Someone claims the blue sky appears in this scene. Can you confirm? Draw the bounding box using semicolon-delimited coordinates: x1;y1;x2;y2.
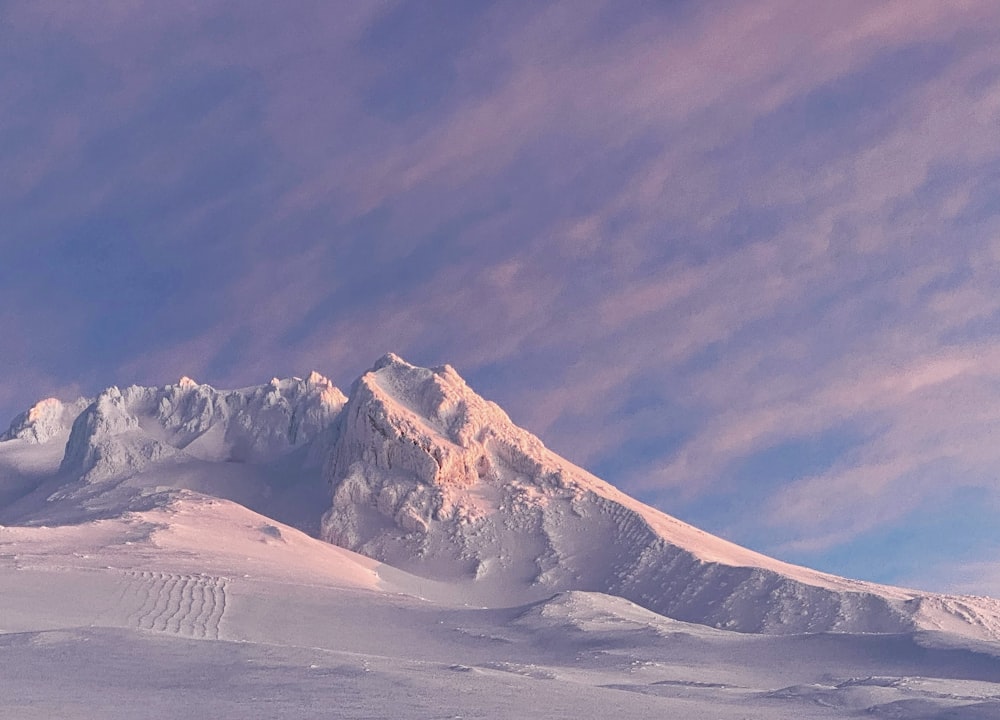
3;0;1000;595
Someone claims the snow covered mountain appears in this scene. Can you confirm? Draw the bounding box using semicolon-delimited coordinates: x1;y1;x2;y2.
318;354;1000;638
5;354;1000;719
3;354;1000;641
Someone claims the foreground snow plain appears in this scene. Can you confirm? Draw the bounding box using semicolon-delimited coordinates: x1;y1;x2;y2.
2;356;1000;719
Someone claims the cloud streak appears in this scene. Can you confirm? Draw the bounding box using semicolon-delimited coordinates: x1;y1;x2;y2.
4;0;1000;592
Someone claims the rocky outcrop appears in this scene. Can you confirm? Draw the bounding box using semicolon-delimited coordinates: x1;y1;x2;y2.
60;386;176;481
320;353;563;551
140;371;347;464
1;397;91;445
1;373;348;482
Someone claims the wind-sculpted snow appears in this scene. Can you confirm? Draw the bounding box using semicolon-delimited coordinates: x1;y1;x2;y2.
319;354;1000;638
60;386;178;482
116;570;229;639
52;372;346;482
1;397;91;445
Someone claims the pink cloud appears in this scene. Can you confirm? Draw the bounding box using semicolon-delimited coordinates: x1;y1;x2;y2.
5;0;1000;574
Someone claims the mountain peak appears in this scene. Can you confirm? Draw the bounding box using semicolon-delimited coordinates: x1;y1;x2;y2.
372;351;411;372
306;370;329;387
1;396;89;445
319;356;1000;636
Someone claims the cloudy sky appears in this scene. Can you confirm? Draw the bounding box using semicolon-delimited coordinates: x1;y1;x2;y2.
4;0;1000;595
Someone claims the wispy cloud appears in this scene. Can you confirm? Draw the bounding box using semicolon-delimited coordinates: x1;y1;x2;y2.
5;0;1000;590
911;558;1000;597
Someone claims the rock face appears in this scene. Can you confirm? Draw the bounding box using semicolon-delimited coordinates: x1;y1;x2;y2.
318;354;987;635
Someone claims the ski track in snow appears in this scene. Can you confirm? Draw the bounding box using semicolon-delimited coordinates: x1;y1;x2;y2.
117;570;228;639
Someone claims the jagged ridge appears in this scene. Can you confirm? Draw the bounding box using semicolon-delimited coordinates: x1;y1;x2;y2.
1;397;92;445
54;372;346;482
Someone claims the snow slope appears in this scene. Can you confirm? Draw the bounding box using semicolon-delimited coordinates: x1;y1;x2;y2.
3;503;1000;719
